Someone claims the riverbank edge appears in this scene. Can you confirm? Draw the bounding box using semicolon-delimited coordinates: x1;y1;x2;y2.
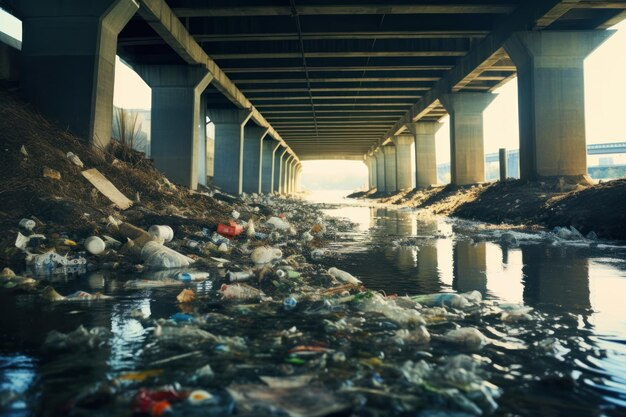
347;178;626;240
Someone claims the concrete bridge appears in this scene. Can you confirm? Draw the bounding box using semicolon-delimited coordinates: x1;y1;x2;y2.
1;1;625;195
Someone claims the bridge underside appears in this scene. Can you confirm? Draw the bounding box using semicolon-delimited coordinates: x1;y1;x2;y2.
3;0;626;192
113;0;626;159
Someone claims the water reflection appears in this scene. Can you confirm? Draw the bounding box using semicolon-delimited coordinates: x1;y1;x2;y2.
453;240;487;294
521;245;591;311
318;200;626;412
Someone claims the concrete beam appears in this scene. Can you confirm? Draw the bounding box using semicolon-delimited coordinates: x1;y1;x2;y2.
173;5;517;17
119;31;490;46
19;0;138;149
298;154;364;161
224;65;454;73
212;51;467;60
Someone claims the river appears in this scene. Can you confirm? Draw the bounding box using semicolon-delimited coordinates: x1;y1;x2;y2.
0;190;624;416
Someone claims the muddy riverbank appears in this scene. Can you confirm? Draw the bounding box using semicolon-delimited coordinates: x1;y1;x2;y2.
348;177;626;240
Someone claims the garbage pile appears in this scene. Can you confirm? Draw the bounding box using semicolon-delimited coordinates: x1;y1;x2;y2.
0;194;528;416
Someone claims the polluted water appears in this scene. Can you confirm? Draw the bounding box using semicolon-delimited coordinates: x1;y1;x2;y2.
0;191;625;417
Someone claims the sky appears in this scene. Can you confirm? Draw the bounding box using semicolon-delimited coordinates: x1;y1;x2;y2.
1;10;624;190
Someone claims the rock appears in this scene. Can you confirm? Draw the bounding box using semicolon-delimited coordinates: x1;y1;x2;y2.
42;167;61;180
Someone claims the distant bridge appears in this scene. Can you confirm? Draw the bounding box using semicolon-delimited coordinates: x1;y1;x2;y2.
438;143;626;182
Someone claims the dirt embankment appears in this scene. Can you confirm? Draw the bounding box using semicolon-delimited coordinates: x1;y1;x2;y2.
0;87;235;269
349;177;626;240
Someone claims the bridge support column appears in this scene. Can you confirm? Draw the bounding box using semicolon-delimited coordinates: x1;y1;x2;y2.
278;149;288;194
137;65;212;189
197;94;208;186
295;165;302;193
382;145;397;193
19;0;138;149
503;31;613;180
375;148;386;193
241;125;266;194
271;144;283;193
206;109;252;194
391;135;414;190
260;136;275;194
365;154;377;191
440;92;496;185
289;161;297;194
287;158;295;195
406;122;442;188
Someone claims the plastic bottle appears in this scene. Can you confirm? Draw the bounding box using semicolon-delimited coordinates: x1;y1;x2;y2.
176;271;210;282
184;239;200;249
276;269;300;279
246;219;256;238
227;270;253;282
141;241;193;269
283;296;297;310
219;283;263;300
328;267;361;285
148;225;174;242
411;293;471;309
266;216;290;230
84;236;106;255
18;218;36;231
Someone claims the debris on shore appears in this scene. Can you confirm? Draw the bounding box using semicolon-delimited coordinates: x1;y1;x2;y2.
348;177;626;240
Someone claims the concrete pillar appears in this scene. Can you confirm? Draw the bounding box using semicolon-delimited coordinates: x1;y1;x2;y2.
197;94;208;186
0;40;19;83
241;125;266;194
295;165;302;192
137;65;212;189
406;122;442;188
499;148;507;181
288;159;295;194
260;137;275;194
440;92;496;185
278;149;289;194
391;135;414;190
375;148;386;193
503;31;613;180
382;145;397;193
289;161;297;194
19;0;138;149
206;109;252;194
367;154;377;191
271;144;283;193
